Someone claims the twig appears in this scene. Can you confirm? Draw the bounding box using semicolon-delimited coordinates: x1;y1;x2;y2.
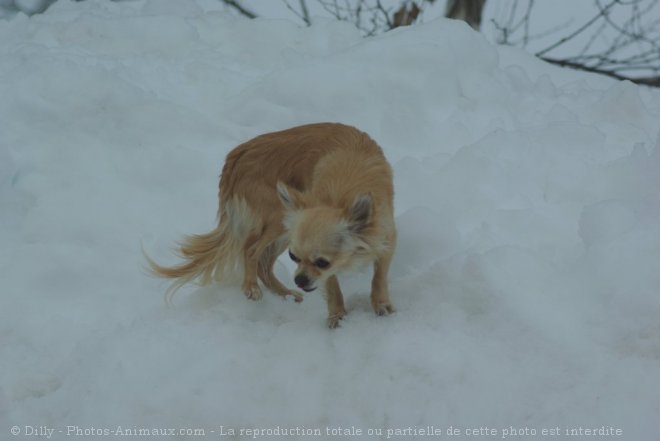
299;0;311;25
540;56;660;86
283;0;312;26
535;0;618;57
221;0;257;19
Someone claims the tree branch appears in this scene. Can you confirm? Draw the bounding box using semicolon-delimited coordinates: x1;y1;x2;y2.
221;0;257;19
535;0;618;57
283;0;312;26
540;56;660;87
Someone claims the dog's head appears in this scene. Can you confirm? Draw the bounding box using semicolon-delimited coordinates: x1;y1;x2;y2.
277;182;373;292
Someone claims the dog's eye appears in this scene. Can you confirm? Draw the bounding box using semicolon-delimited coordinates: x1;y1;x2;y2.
288;250;300;263
314;258;330;269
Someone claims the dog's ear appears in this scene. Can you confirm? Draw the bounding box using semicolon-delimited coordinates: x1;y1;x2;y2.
346;193;373;234
277;181;304;211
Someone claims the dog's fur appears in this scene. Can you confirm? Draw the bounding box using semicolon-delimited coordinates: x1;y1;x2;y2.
146;122;396;327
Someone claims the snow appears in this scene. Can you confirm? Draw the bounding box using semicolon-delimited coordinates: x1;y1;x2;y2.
2;0;660;440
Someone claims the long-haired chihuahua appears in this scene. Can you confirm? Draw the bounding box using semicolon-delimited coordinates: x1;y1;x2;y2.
145;123;396;328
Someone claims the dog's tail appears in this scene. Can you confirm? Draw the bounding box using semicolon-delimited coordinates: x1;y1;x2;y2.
143;216;244;304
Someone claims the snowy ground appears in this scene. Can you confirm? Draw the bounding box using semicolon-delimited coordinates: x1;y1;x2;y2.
2;1;660;440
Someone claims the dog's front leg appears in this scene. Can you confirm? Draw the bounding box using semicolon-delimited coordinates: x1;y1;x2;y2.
371;252;395;316
325;275;346;328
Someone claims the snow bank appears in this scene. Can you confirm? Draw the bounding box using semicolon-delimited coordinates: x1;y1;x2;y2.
2;0;660;439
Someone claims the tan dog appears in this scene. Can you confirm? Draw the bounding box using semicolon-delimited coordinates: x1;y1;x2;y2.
146;123;397;327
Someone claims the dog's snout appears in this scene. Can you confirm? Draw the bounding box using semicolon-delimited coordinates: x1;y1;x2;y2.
294;274;309;288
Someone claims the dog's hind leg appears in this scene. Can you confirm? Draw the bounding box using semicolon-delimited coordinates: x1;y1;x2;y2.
242;225;287;301
242;231;266;301
258;241;304;302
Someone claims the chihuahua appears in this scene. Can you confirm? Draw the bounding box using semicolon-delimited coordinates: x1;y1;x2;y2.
146;122;396;328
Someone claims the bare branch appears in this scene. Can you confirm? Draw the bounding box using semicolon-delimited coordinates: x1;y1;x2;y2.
522;0;534;46
221;0;257;19
463;0;660;86
283;0;312;26
299;0;311;25
374;0;394;30
540;56;660;86
535;0;618;57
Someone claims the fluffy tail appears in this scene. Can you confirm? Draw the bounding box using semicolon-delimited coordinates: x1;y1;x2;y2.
144;221;243;304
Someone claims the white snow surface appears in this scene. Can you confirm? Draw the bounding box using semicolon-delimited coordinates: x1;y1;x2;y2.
2;1;660;440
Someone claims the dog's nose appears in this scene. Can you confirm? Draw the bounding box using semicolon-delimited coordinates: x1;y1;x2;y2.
294;274;309;288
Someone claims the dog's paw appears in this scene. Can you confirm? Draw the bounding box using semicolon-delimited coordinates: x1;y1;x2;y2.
279;289;304;303
290;290;304;303
327;311;346;329
243;284;263;301
373;302;395;316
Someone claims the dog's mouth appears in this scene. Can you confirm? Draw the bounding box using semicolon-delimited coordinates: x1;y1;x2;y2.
302;286;317;292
